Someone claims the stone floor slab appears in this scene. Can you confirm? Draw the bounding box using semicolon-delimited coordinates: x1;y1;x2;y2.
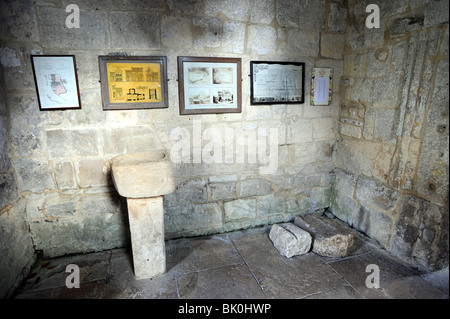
19;250;111;294
177;264;266;299
303;285;364;299
230;228;348;299
327;248;422;299
101;248;178;299
166;233;244;275
12;225;448;300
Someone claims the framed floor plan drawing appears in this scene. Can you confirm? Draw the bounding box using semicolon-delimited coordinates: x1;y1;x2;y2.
177;56;242;115
31;55;82;111
250;61;305;105
98;56;168;110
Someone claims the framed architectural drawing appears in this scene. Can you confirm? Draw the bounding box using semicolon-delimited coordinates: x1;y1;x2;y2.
98;56;168;110
177;56;242;115
311;67;333;106
31;55;82;110
250;61;305;105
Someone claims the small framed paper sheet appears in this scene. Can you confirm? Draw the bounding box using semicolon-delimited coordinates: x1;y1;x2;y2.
311;68;333;106
31;55;82;110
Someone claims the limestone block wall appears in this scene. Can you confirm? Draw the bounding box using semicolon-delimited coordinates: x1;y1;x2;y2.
333;0;449;270
0;0;344;260
0;66;36;298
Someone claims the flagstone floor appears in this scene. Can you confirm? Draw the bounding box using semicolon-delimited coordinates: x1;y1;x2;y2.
13;225;449;299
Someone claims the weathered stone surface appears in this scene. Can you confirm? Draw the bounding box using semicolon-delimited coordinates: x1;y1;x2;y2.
15;158;54;193
367;47;392;78
224;198;256;221
165;202;222;235
389;14;424;36
294;213;354;258
287;119;313;144
287;28;320;56
0;171;18;210
310;187;331;211
46;129;99;159
36;6;109;49
161;15;192;48
334;139;395;184
111;151;175;198
355;177;400;212
54;162;76;190
240;178;272;197
0;0;39;42
330;169;359;226
424;0;449;27
248;25;277;55
257;193;285;217
166;0;203;15
321;33;345;59
76;158;110;188
209;181;236;201
352;204;393;248
269;223;312;258
29;212;128;258
277;0;325;29
328;2;347;33
45;199;77;218
205;0;249;22
416;59;449;205
193;17;223;48
389;195;449;270
102;126;162;155
110;12;160;50
165;178;207;207
250;0;275;24
0;202;35;298
222;21;246;53
127;196;166;279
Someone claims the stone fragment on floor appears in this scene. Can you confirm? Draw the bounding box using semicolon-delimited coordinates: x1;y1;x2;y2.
269;223;312;258
294;212;354;258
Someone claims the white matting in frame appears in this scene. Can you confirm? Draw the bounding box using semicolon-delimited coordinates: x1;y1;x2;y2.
31;55;82;110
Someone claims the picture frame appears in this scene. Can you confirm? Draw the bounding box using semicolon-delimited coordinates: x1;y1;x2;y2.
98;56;168;110
31;55;82;111
177;56;242;115
311;67;333;106
250;61;305;105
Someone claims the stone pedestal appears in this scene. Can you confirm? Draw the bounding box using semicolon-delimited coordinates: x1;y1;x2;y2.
127;196;166;279
110;151;175;280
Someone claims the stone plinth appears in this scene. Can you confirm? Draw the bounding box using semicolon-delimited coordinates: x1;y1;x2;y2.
110;151;174;280
127;197;166;279
294;213;354;258
269;223;312;258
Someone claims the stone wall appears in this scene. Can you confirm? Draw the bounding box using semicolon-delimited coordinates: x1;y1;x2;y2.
333;0;449;270
0;0;344;259
0;63;36;298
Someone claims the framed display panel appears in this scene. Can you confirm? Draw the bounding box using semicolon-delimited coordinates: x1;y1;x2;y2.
177;56;242;115
31;55;82;110
311;67;333;106
250;61;305;105
98;56;168;110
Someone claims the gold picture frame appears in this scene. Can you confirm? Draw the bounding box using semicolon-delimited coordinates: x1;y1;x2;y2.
99;56;168;110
